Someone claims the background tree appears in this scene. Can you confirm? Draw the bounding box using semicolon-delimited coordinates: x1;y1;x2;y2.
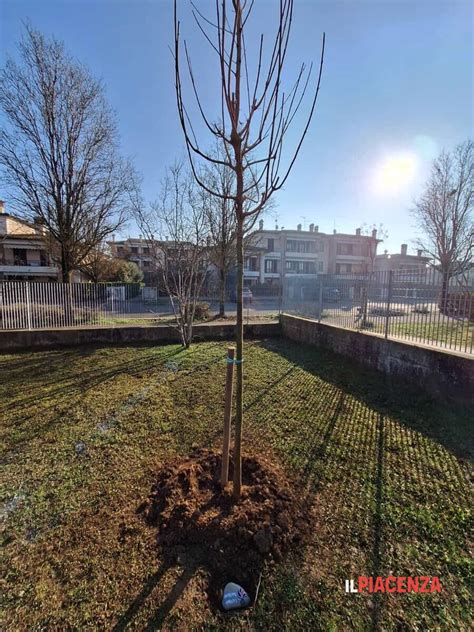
174;0;325;498
359;223;387;272
412;140;473;308
200;148;272;318
135;161;209;348
0;26;134;282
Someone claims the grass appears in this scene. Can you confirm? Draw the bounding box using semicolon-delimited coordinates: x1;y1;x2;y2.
384;319;473;350
1;339;472;630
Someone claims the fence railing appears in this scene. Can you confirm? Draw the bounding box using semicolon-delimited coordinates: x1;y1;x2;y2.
0;280;280;331
1;270;473;354
282;268;473;354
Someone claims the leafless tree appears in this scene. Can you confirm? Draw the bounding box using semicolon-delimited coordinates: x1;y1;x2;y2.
135;161;210;348
412;140;473;307
360;223;387;272
0;26;135;282
174;0;325;498
199;146;273;318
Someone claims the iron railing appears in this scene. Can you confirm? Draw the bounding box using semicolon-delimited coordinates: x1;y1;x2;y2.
282;267;473;354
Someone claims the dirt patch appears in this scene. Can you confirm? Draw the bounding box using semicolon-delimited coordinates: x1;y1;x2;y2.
139;448;311;609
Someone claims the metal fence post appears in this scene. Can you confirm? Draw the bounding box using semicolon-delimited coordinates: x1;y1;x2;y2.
318;275;323;323
384;270;393;339
26;281;32;331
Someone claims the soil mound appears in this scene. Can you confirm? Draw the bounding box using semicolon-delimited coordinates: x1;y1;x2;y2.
140;448;310;607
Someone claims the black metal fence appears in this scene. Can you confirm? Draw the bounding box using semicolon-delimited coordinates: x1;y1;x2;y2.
282;268;473;354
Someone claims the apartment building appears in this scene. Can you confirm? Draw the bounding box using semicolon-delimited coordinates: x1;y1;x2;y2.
108;237;169;284
244;221;380;286
0;201;59;281
375;244;431;278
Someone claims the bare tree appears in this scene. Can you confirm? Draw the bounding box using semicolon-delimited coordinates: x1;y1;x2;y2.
412;140;473;308
135;161;210;348
199;158;236;318
199;147;273;318
359;223;387;272
0;26;134;282
174;0;325;498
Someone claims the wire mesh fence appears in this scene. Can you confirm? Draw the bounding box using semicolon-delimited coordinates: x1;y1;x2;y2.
282;268;473;354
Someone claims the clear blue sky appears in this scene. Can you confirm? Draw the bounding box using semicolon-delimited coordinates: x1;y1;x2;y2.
1;0;472;253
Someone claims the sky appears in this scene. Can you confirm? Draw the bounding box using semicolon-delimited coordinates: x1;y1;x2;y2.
0;0;472;254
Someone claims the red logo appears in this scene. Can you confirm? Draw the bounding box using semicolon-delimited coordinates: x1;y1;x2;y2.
345;576;441;593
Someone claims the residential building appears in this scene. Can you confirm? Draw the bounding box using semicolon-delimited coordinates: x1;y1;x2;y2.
0;200;59;281
375;244;431;278
243;221;380;286
108;236;164;284
0;201;88;282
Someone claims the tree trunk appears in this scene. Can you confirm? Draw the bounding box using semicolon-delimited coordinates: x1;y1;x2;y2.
60;246;72;283
440;269;450;315
219;268;226;318
233;216;244;500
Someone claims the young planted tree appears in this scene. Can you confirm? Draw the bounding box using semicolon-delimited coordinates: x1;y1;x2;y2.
0;26;134;282
412;140;473;309
174;0;325;498
135;161;210;348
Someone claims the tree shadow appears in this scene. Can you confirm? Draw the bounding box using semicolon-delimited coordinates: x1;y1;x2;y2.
258;338;473;461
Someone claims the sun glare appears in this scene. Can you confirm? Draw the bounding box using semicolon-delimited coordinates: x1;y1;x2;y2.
371;153;418;195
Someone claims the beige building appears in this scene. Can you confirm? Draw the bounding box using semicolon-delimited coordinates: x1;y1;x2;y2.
0;201;59;281
0;201;86;282
108;237;164;283
244;221;380;286
375;244;431;279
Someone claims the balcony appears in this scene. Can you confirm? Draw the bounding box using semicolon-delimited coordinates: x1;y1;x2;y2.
0;264;59;277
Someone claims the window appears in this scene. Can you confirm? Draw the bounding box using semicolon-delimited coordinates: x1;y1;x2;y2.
336;263;352;274
117;246;124;254
39;251;48;266
286;239;316;253
285;260;316;274
267;238;275;252
245;256;259;271
142;260;150;268
337;243;354;255
143;247;150;255
13;248;27;265
131;246;139;254
318;261;324;272
318;241;324;252
265;259;279;273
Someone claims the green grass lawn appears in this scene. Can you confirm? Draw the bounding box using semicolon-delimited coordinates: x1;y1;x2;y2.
1;339;472;630
377;318;473;351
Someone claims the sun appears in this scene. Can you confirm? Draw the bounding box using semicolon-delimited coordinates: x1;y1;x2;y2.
371;153;418;195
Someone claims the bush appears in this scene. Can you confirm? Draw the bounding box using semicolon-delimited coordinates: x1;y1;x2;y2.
193;301;210;321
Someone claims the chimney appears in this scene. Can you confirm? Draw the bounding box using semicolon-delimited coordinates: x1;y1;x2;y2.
309;223;314;232
315;225;319;233
417;249;423;257
0;200;4;214
371;228;377;239
401;244;408;256
333;229;337;234
112;234;115;242
297;223;302;231
384;249;388;255
356;228;361;236
259;219;264;230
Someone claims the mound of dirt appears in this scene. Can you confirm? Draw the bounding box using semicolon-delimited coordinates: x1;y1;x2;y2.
139;448;310;607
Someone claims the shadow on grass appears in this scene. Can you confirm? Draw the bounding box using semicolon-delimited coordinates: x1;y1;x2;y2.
259;338;473;461
112;561;197;632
